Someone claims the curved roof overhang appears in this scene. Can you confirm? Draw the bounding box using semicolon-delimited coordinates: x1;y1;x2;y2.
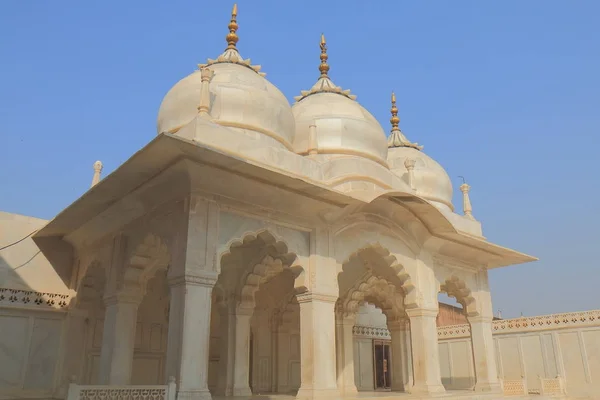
32;130;536;271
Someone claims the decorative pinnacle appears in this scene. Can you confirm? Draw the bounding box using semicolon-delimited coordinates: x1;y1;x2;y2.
390;92;400;131
387;91;423;150
319;33;330;78
91;161;103;188
226;4;239;50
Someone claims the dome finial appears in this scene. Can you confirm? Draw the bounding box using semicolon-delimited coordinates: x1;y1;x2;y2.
294;33;356;102
387;91;423;151
390;91;400;131
319;33;330;78
226;4;239;50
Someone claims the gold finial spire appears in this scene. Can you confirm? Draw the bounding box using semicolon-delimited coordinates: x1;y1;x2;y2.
387;91;423;150
226;4;239;50
390;91;400;131
319;33;330;78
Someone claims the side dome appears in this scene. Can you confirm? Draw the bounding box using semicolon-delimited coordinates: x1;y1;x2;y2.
291;35;388;166
157;62;295;149
386;93;453;210
156;5;295;150
388;147;453;210
292;92;388;166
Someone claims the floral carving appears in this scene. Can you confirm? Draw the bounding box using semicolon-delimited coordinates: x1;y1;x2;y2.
79;387;167;400
353;325;391;339
437;310;600;339
0;288;71;310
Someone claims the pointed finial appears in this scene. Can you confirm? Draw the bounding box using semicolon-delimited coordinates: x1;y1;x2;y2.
226;4;239;50
91;161;103;188
387;91;423;150
390;91;400;131
319;33;330;78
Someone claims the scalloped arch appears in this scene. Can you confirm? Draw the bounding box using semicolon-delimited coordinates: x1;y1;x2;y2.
338;242;417;307
341;274;405;321
125;233;170;291
219;229;298;268
439;275;478;317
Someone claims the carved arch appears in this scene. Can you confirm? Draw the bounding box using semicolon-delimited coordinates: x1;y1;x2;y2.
340;273;405;321
339;243;417;307
220;229;308;311
220;229;301;266
439;275;478;317
124;233;170;295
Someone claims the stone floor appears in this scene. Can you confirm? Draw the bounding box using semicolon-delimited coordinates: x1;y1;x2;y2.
213;391;565;400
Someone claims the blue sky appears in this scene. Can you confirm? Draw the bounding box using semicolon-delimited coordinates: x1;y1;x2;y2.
1;1;598;318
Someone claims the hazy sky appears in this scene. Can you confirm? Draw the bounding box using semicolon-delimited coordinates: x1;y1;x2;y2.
1;1;598;318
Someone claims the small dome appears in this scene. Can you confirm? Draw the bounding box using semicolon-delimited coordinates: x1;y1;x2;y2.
158;62;295;149
388;146;453;210
156;6;295;150
291;35;388;166
292;92;388;165
386;93;453;210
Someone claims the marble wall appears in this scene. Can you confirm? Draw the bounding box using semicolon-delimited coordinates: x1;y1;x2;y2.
437;323;600;398
0;310;64;398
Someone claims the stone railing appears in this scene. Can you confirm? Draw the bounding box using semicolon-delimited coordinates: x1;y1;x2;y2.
67;378;176;400
0;287;72;310
500;378;527;396
353;325;391;339
502;376;565;397
437;310;600;339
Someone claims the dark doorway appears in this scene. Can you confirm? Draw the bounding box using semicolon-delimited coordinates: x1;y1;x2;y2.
373;340;391;390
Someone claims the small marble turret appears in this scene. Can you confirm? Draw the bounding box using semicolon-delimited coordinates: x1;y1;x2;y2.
459;179;475;220
91;161;103;188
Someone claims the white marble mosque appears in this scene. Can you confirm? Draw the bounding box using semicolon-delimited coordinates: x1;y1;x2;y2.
2;5;600;400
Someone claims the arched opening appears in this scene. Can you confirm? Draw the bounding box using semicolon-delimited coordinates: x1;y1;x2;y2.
353;303;391;391
336;245;412;394
130;269;169;384
437;277;477;391
208;231;302;397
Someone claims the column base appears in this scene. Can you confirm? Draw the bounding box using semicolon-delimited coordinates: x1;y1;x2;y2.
232;387;253;397
296;387;341;400
474;381;503;393
410;383;446;396
176;389;212;400
342;385;358;395
213;386;232;396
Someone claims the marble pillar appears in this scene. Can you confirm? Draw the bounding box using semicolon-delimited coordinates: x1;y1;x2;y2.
340;316;357;394
406;308;445;395
296;293;340;400
469;316;502;392
389;318;411;392
232;308;253;396
165;274;216;400
216;301;235;396
98;293;141;385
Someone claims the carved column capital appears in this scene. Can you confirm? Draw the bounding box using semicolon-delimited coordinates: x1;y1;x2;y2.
296;292;338;304
405;307;438;318
168;272;218;288
467;315;494;324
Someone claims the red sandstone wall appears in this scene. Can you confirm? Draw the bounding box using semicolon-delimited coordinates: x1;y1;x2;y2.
436;302;468;326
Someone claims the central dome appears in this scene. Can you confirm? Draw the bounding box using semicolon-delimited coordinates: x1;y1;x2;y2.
291;35;388;166
156;6;295;150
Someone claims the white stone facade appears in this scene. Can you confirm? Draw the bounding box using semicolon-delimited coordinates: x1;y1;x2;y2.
6;4;596;400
